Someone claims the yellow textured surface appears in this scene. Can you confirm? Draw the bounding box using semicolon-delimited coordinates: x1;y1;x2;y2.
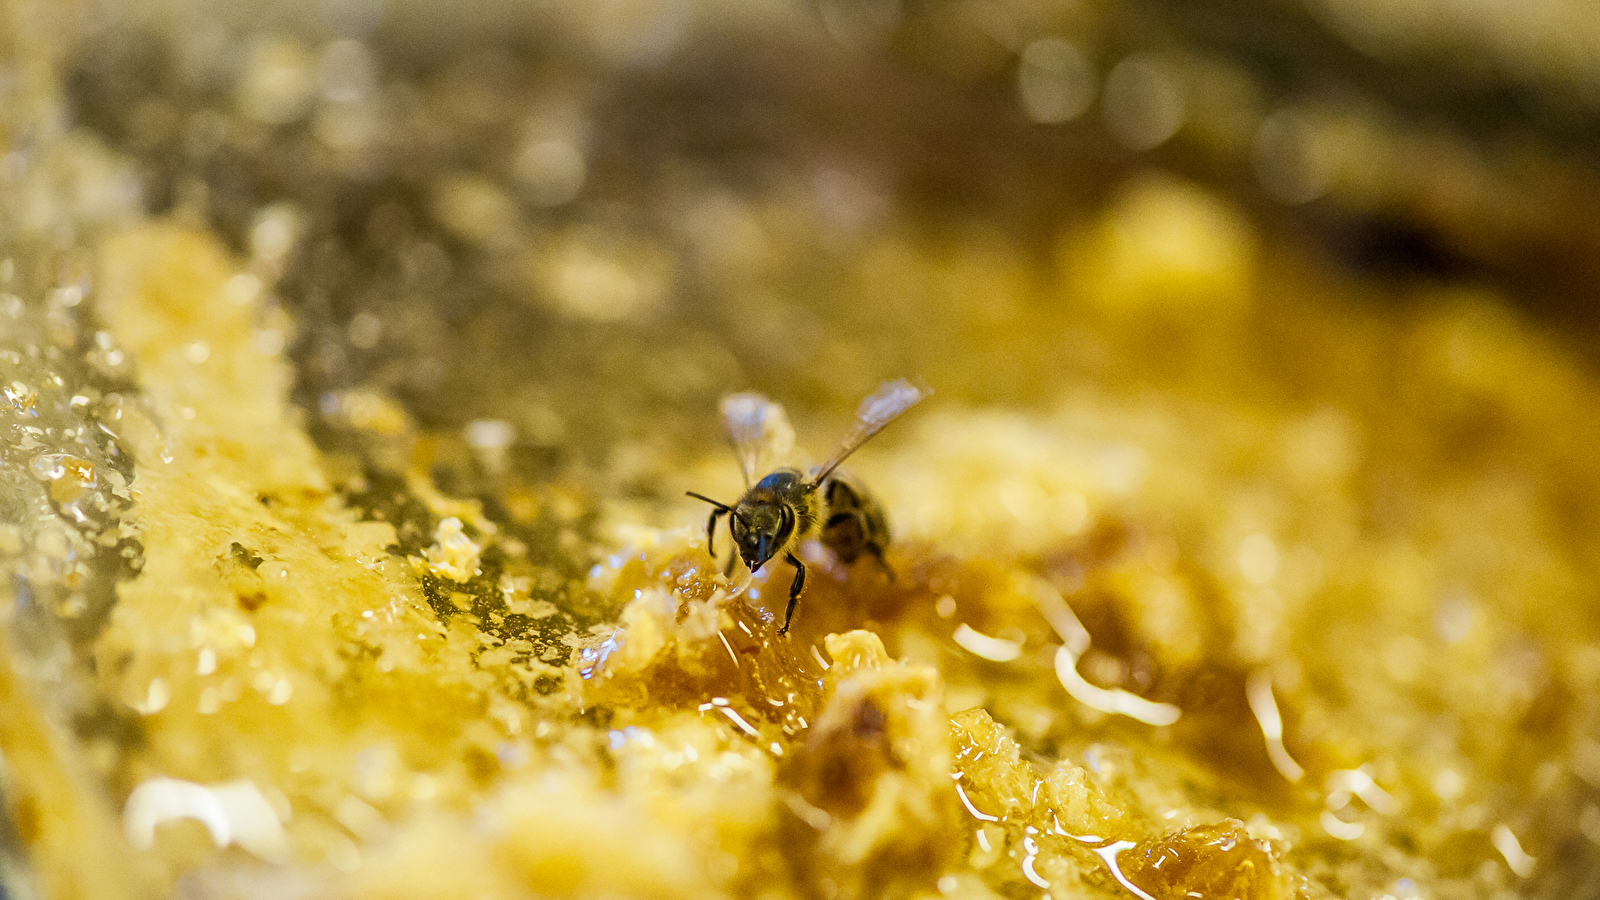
6;172;1599;900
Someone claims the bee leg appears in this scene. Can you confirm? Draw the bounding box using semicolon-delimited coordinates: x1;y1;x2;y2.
867;543;896;582
705;507;727;560
724;551;738;579
777;552;806;635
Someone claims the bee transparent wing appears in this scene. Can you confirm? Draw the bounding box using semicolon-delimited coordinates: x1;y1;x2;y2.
811;379;930;484
720;392;795;487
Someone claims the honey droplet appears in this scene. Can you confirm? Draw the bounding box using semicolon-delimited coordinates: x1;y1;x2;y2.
1121;820;1288;900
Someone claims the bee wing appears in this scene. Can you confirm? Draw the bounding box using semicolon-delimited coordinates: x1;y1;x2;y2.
811;379;930;484
720;392;795;486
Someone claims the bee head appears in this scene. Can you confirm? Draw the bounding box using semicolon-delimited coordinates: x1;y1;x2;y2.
729;496;794;572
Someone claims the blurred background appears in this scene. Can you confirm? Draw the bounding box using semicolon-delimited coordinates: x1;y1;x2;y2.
38;0;1600;473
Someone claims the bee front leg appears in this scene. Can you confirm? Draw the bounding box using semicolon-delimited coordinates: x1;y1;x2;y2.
705;508;727;560
778;552;806;635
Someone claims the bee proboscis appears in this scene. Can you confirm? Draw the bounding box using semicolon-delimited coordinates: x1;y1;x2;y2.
687;379;929;635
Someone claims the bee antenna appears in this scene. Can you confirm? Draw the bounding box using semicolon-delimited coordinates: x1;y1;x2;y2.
685;491;732;512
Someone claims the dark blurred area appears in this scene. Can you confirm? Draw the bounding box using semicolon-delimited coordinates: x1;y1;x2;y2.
59;0;1600;443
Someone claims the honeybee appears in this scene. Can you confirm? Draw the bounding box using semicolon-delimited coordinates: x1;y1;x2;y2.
688;379;930;635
